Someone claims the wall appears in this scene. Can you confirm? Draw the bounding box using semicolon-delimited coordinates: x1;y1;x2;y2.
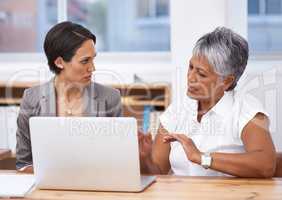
0;0;281;151
0;52;173;84
238;61;282;151
170;0;247;103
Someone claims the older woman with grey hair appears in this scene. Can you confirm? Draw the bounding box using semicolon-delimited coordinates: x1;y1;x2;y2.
139;27;276;177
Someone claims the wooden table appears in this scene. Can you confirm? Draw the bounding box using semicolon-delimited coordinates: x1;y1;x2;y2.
1;171;282;200
29;176;282;200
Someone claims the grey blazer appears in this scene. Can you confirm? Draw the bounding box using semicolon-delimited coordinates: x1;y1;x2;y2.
16;79;122;169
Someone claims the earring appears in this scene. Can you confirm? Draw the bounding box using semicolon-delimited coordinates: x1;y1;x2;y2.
57;64;63;69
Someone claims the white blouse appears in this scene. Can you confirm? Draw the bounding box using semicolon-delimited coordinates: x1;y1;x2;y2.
159;90;268;176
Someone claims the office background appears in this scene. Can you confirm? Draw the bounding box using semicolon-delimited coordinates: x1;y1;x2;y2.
0;0;282;155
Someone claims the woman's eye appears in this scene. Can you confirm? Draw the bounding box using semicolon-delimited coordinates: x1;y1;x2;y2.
197;70;206;77
199;73;206;77
81;59;89;64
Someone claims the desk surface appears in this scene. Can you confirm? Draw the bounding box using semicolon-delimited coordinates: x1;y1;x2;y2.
1;171;282;200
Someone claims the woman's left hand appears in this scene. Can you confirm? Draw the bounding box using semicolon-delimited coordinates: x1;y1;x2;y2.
163;133;201;164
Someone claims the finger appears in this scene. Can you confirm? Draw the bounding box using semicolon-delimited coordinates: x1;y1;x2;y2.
144;133;152;142
170;133;188;137
138;135;142;143
177;134;193;144
163;138;177;143
144;131;152;135
138;133;145;142
142;135;150;147
176;134;189;141
171;135;196;150
138;135;145;146
163;135;177;143
143;132;151;138
138;131;144;137
169;134;187;144
163;135;174;140
138;139;145;153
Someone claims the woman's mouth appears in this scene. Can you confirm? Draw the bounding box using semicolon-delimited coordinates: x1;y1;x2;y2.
84;75;92;80
188;86;197;93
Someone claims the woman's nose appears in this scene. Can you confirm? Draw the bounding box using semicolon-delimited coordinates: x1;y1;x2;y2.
188;70;196;83
88;62;95;72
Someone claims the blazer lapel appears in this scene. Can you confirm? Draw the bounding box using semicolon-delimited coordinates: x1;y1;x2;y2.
39;78;57;116
39;80;98;117
83;82;98;117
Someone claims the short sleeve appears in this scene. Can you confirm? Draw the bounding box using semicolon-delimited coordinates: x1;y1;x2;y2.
238;94;269;137
159;102;179;133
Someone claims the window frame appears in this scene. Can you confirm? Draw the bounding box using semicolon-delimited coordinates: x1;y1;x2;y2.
248;0;282;60
248;0;282;16
137;0;169;18
0;0;171;65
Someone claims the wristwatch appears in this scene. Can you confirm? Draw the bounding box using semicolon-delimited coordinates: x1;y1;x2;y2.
201;152;212;169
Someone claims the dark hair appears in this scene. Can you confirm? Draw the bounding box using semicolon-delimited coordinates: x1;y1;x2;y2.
44;21;96;74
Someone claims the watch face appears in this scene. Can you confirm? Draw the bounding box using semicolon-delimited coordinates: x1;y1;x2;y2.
201;154;212;169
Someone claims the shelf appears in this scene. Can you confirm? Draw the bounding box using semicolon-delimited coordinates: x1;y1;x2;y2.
0;81;38;88
121;97;165;107
0;98;22;105
111;83;170;90
0;149;11;161
0;81;171;108
0;81;168;90
0;97;168;107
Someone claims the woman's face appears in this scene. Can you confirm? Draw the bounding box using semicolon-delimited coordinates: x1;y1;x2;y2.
187;55;228;102
58;39;96;86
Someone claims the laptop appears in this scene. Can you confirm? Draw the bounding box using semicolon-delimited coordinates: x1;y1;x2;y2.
29;117;156;192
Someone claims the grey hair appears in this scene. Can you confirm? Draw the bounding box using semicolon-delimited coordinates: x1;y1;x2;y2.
192;27;249;90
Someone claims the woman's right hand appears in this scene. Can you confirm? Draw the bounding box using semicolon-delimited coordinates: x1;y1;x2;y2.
138;131;153;161
17;165;34;174
138;126;171;174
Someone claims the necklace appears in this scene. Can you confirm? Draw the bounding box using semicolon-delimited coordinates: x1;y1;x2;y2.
66;107;73;116
64;98;82;116
54;77;84;116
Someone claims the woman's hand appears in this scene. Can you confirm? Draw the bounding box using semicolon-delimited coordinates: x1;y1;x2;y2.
138;126;172;174
17;165;34;174
163;133;201;164
138;131;153;161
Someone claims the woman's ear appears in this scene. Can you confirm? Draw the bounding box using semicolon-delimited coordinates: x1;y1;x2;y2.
223;75;235;91
54;57;64;70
